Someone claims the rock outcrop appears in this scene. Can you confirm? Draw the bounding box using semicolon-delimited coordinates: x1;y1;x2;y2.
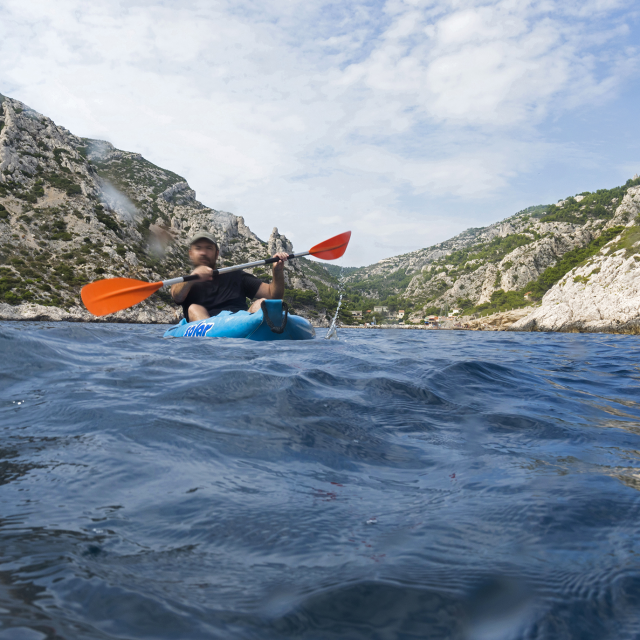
510;187;640;334
466;307;534;331
0;94;330;323
4;92;638;333
343;177;640;329
0;301;178;323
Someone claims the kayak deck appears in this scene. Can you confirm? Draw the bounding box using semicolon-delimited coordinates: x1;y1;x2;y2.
163;299;315;341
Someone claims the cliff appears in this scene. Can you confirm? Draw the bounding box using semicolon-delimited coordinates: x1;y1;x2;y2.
510;186;640;334
340;177;640;327
0;94;331;323
4;92;638;333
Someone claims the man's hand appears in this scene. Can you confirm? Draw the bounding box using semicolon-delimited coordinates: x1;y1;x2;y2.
192;265;214;281
271;252;289;273
254;252;289;300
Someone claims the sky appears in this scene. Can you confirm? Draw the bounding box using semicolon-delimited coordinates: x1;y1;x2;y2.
0;0;639;266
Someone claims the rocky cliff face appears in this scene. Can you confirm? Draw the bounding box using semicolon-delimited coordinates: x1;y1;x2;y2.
406;219;596;308
510;186;640;333
4;92;637;333
0;94;330;323
344;177;640;326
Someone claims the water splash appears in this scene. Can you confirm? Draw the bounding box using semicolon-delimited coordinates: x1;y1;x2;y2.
325;266;344;340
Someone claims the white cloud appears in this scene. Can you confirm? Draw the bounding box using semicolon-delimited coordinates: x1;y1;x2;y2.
0;0;637;265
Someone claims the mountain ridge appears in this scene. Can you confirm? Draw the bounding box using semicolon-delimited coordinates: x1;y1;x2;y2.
2;91;639;332
337;182;640;324
0;93;338;323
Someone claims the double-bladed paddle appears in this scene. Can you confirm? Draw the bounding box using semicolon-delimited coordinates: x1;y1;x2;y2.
81;230;351;317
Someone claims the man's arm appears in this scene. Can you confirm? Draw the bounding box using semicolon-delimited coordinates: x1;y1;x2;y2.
255;252;289;299
171;265;213;303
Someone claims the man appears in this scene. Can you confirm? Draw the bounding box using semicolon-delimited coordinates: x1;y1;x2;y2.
171;231;289;322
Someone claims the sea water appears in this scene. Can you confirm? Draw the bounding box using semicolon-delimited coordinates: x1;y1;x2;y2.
1;323;640;639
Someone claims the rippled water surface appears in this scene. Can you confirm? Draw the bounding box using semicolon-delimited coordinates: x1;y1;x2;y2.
2;323;640;639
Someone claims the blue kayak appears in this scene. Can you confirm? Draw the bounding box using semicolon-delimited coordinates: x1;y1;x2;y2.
163;299;315;341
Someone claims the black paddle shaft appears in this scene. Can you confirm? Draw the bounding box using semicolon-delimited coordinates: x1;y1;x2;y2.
263;253;296;265
180;254;296;282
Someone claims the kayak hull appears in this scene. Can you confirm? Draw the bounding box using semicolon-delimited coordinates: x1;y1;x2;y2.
163;299;315;341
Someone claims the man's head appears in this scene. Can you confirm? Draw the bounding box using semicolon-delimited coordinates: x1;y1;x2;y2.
188;231;219;267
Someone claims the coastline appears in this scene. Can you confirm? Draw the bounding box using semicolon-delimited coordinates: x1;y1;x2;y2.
0;302;177;324
4;302;640;335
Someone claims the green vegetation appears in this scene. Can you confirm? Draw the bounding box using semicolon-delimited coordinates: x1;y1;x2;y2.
458;225;628;316
604;224;640;258
48;219;72;241
33;180;44;198
66;183;82;196
419;233;538;297
283;287;318;313
0;242;99;306
91;150;186;203
345;267;414;300
513;204;548;219
14;179;45;204
53;148;69;165
469;289;528;315
0;267;23;303
95;206;121;235
45;171;82;196
322;264;361;278
525;225;624;298
541;177;640;225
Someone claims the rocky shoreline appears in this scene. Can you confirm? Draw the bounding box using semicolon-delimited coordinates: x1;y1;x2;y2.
0;301;333;328
0;301;178;323
2;303;637;334
509;187;640;335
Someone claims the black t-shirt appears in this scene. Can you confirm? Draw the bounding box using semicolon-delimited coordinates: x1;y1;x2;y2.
181;271;263;320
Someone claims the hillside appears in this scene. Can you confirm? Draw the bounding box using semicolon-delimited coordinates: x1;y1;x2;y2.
338;182;640;324
511;185;640;333
3;92;639;332
0;94;338;323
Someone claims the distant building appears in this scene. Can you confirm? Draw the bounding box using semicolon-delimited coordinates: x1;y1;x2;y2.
524;291;533;300
373;306;388;313
398;310;405;318
351;310;363;317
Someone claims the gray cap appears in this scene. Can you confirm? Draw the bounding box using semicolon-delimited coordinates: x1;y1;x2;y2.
188;231;219;249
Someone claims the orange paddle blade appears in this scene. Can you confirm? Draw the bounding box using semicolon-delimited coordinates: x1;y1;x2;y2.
81;278;163;316
309;231;351;260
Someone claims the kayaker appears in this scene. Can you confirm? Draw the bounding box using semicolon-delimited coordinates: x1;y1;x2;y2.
170;231;289;322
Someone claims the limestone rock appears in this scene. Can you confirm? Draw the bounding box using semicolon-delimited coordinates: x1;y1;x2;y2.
466;307;534;331
511;187;640;333
0;301;177;323
0;93;322;323
268;227;293;255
